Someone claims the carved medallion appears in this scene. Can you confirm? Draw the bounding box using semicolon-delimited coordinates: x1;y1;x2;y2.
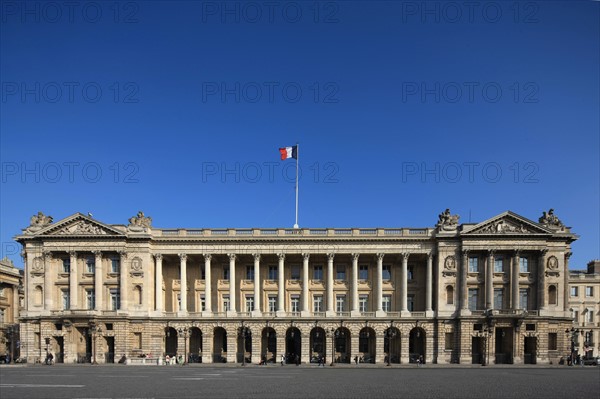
547;256;558;270
444;256;456;270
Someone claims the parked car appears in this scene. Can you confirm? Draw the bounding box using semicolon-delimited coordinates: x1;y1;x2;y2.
582;356;599;366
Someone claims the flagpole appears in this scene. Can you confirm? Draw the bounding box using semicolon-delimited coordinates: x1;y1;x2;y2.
294;143;299;229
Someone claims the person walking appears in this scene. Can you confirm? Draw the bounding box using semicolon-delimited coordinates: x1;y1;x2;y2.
281;353;285;366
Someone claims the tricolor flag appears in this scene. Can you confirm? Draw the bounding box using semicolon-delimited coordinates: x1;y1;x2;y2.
279;145;298;160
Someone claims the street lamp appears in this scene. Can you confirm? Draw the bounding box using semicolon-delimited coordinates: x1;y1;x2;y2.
178;327;189;366
238;322;251;366
565;327;583;365
385;327;397;366
328;328;344;366
88;323;102;365
6;324;17;363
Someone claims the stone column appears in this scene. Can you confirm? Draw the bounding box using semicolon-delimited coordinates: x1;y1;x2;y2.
43;251;53;311
228;254;237;314
376;253;384;316
253;254;261;316
154;254;163;312
426;252;433;313
326;253;335;316
460;250;469;314
69;251;78;310
538;249;548;311
351;253;359;315
202;329;213;364
401;252;410;315
375;331;385;364
486;250;494;310
226;327;237;363
301;332;310;364
301;253;310;316
203;254;212;315
94;251;103;311
179;254;187;313
277;253;285;315
119;251;128;311
511;251;520;309
564;252;572;312
400;332;409;364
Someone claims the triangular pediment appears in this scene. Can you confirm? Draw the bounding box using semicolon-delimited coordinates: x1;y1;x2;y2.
35;213;125;237
462;211;552;235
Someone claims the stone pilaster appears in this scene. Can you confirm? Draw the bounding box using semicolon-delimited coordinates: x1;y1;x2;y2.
426;252;433;314
326;253;335;316
301;253;310;316
253;254;261;316
119;251;128;311
228;254;237;315
154;254;163;312
94;251;103;311
203;254;212;315
277;253;285;315
69;251;78;310
401;252;410;316
375;253;384;316
43;251;53;311
351;253;360;316
486;250;494;310
179;254;187;314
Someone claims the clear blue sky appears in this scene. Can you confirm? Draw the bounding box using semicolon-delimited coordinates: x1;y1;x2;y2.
1;1;598;270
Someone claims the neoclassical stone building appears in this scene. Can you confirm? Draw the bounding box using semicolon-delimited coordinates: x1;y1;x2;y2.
0;256;23;361
15;209;577;365
568;260;600;361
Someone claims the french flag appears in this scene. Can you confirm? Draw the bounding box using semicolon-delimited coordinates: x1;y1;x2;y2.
279;145;298;160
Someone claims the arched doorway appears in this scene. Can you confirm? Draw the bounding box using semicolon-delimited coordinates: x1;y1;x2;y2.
261;327;276;363
359;327;375;363
213;327;227;363
165;327;177;358
384;327;400;364
333;327;351;364
237;327;252;364
409;327;425;363
189;327;202;363
310;327;326;363
285;327;301;364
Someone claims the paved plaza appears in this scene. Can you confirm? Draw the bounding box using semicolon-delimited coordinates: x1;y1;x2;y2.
0;364;598;399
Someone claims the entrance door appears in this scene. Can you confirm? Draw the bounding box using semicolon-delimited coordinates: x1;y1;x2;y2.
285;328;301;364
524;337;537;364
55;336;64;363
495;328;513;364
105;337;115;363
472;337;483;364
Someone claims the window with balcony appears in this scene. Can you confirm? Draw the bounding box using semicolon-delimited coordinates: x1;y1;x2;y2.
222;295;230;312
110;289;120;310
199;294;206;311
359;295;368;312
519;257;529;273
572;309;579;323
62;258;70;273
291;295;300;312
468;257;479;273
336;264;346;280
86;257;95;274
336;295;346;313
313;265;323;281
519;288;529;310
245;295;254;312
468;288;479;311
382;264;391;281
494;288;504;309
494;257;504;273
86;289;95;310
111;258;120;273
62;290;70;310
382;295;391;312
585;308;594;323
246;266;254;280
291;264;300;281
359;265;368;280
313;295;323;312
268;295;277;312
407;295;415;311
268;265;277;280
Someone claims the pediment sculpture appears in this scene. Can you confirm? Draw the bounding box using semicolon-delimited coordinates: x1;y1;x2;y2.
436;209;460;232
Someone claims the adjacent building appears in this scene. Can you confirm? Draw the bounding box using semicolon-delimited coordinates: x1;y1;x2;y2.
568;260;600;360
0;256;23;361
15;209;577;365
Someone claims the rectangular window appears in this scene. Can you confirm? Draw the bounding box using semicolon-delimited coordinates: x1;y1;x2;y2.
519;288;529;310
519;257;529;273
336;264;346;280
268;295;277;312
223;295;230;312
573;310;579;323
407;295;415;312
407;265;414;280
268;265;278;280
548;333;558;351
382;295;391;312
382;265;391;280
62;290;70;310
291;295;300;312
468;288;479;311
134;332;142;349
291;265;300;281
359;265;368;280
199;294;206;311
336;295;346;312
246;265;254;280
359;295;368;312
200;266;206;280
223;266;229;280
313;265;323;281
468;257;479;273
585;309;594;323
63;258;70;273
86;257;95;274
111;258;120;273
313;295;323;312
86;289;95;310
245;295;254;312
494;257;504;273
586;286;594;297
110;289;120;310
445;332;454;350
571;287;579;297
494;288;504;310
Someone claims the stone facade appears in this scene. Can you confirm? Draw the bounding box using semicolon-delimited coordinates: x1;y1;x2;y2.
14;209;577;365
567;260;600;361
0;257;23;360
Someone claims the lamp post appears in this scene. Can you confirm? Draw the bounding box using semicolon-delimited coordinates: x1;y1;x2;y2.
6;324;17;363
178;327;189;366
89;324;102;365
565;327;582;365
385;327;397;366
328;328;344;366
238;322;251;366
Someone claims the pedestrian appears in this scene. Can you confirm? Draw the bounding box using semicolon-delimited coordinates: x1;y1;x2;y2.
419;355;424;367
281;353;285;366
354;355;358;365
295;354;300;366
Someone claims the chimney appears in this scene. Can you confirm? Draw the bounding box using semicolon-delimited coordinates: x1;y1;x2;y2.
587;260;600;274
